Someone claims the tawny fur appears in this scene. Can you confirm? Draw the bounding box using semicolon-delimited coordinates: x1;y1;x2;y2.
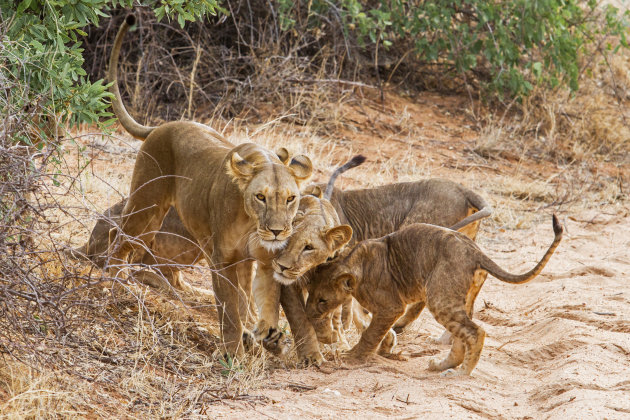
279;178;492;341
65;200;208;295
106;15;313;359
305;215;563;375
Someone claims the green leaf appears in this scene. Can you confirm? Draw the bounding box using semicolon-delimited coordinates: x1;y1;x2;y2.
532;62;542;78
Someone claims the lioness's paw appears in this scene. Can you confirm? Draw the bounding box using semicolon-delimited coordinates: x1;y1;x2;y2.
262;328;290;357
252;321;271;342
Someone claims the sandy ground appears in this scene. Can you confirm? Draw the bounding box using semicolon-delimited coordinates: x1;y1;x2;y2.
207;206;630;419
54;91;630;419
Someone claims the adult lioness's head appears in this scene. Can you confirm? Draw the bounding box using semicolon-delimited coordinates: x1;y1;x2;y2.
271;195;353;285
227;146;313;251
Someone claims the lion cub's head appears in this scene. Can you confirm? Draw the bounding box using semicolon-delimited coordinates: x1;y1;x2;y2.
227;146;313;251
270;194;353;285
305;260;356;320
304;242;375;319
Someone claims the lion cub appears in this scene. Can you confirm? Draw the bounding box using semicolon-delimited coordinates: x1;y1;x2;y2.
306;215;563;375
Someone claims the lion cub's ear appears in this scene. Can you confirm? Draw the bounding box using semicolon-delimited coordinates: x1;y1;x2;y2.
288;155;313;185
303;185;323;198
325;224;353;251
276;147;290;164
292;210;306;226
336;274;356;293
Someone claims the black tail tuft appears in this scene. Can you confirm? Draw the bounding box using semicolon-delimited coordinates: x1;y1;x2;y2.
348;154;366;168
125;14;136;27
552;214;562;236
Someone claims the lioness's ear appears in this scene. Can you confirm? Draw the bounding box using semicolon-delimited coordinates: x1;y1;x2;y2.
288;155;313;185
227;152;255;184
325;225;353;251
336;274;356;293
276;147;290;164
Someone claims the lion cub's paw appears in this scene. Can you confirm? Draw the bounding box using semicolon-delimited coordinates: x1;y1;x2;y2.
381;351;408;362
341;349;370;365
332;335;351;352
242;329;255;352
427;357;443;371
428;330;453;346
262;327;290;357
440;368;468;378
297;350;324;367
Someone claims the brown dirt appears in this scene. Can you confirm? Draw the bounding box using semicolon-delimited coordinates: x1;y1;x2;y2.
22;90;630;418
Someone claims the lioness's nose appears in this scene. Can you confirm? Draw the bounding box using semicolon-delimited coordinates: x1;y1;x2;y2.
270;229;282;237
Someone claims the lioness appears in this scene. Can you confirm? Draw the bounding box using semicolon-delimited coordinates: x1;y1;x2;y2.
107;15;313;358
272;179;493;339
66;201;207;294
67;157;359;365
253;156;365;354
305;215;563;375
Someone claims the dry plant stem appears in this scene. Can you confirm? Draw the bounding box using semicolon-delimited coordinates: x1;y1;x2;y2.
187;42;202;119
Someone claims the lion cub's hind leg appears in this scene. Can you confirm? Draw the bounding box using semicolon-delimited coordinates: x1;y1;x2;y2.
426;265;486;375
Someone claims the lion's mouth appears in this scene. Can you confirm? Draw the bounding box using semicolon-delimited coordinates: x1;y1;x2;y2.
259;238;288;252
272;271;297;285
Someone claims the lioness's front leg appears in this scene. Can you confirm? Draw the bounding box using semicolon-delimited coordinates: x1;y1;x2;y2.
211;253;247;358
236;260;256;327
252;264;288;357
280;284;323;366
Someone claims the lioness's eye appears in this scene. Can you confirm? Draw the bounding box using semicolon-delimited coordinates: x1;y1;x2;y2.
303;244;313;251
287;195;296;203
255;193;266;202
318;298;327;304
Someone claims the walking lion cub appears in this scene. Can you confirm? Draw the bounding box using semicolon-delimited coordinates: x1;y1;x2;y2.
305;215;563;375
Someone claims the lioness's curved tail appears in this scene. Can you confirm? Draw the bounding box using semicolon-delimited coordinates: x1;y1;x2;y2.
480;214;563;284
324;155;366;200
449;190;493;232
108;14;156;140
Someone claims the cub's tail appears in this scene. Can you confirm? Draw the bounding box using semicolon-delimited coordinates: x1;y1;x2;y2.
324;155;366;200
479;214;563;284
449;189;493;232
108;14;156;140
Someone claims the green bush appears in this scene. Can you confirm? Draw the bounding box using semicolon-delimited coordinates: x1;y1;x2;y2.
0;0;222;142
277;0;629;98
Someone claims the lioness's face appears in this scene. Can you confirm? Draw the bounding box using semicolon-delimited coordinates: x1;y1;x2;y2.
271;198;352;285
228;150;313;251
305;262;355;319
244;166;301;251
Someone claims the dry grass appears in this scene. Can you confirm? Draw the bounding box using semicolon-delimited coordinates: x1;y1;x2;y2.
2;7;630;417
475;37;630;165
